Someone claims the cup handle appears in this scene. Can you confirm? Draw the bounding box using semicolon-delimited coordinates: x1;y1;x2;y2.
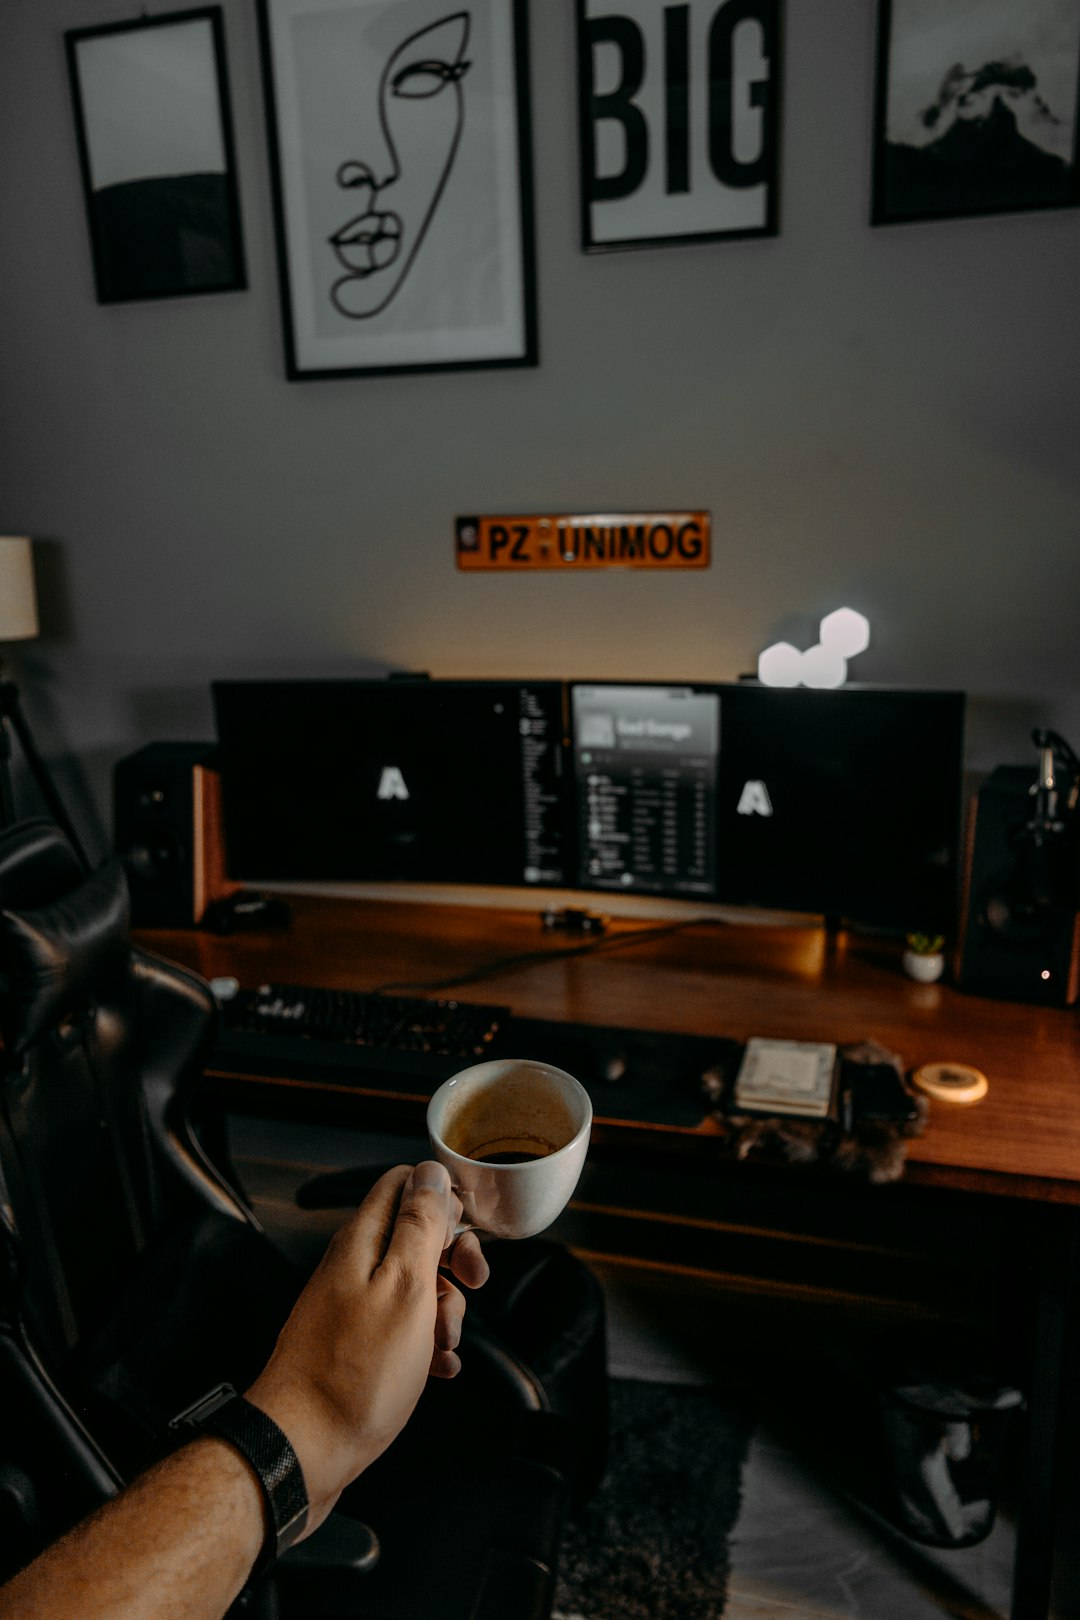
447;1179;480;1240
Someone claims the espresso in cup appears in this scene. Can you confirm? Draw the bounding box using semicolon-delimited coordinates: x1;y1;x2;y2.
427;1059;591;1240
469;1149;549;1164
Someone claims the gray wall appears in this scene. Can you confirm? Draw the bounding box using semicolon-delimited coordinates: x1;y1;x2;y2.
2;0;1079;861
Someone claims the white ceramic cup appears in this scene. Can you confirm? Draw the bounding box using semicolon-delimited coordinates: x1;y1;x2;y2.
426;1058;592;1240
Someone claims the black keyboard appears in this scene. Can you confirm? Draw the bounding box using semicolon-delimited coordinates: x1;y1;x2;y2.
211;979;726;1124
213;981;509;1091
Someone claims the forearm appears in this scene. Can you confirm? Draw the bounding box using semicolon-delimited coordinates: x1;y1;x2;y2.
0;1163;480;1619
0;1439;265;1620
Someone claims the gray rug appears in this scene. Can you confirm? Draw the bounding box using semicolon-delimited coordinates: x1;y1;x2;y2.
555;1379;753;1620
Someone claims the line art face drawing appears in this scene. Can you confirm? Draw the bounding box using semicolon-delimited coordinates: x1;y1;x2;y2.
329;9;472;318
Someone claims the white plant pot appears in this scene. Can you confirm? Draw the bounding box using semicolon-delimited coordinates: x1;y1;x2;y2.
902;949;944;984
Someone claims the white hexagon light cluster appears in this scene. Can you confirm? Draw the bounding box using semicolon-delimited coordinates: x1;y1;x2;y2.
757;608;870;689
819;607;870;658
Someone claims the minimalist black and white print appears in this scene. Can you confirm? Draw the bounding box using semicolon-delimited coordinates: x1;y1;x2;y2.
576;0;780;252
329;11;471;319
873;0;1080;223
66;10;245;303
258;0;536;378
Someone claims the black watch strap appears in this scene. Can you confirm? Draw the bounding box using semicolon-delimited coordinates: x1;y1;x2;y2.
169;1384;309;1572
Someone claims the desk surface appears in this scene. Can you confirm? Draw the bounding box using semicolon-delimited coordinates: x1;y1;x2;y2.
138;894;1080;1207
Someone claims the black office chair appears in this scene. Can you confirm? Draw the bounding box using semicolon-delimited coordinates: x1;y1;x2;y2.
0;819;587;1617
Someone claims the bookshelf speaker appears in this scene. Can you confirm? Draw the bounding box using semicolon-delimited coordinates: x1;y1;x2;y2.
957;766;1080;1007
113;743;234;928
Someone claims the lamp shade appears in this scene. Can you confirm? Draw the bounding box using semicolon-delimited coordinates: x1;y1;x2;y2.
0;537;39;641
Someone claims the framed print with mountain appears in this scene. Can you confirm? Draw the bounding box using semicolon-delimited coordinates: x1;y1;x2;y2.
65;9;246;302
872;0;1080;224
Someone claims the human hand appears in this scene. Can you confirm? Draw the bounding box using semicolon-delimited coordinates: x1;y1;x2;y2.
246;1161;488;1533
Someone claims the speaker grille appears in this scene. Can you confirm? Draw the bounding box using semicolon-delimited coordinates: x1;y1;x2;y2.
113;743;229;928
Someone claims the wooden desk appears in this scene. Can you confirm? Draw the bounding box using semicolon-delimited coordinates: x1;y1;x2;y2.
139;894;1080;1620
140;892;1080;1201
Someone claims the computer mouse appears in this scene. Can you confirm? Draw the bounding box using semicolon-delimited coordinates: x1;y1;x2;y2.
600;1048;629;1084
201;891;292;934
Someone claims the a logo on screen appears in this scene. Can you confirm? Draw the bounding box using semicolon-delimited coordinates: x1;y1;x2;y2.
377;766;410;801
737;780;773;817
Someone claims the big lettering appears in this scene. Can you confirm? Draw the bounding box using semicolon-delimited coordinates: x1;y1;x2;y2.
708;0;772;189
585;15;649;202
579;0;778;247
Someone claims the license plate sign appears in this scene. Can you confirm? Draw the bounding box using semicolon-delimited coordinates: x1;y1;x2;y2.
455;512;710;570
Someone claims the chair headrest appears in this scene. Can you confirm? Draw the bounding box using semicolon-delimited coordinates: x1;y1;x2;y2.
0;821;85;912
0;847;131;1058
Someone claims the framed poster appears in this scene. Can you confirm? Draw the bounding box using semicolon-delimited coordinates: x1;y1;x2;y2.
65;9;246;303
872;0;1080;224
257;0;537;378
575;0;781;252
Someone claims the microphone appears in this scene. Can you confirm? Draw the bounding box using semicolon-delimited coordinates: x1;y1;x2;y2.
1015;729;1080;910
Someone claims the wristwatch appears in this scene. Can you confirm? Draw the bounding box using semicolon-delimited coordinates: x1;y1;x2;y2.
168;1384;309;1572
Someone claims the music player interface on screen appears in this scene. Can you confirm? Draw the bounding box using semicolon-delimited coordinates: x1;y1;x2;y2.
572;685;719;896
518;687;565;885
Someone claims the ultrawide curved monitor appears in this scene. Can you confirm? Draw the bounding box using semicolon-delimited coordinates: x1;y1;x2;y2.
213;677;965;932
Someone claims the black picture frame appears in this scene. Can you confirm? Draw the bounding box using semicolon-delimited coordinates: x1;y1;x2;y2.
872;0;1080;226
256;0;538;380
65;8;246;304
575;0;781;253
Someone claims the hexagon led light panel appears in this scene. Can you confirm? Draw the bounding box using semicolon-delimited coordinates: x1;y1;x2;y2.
757;608;870;689
820;607;870;659
799;643;849;689
756;641;804;688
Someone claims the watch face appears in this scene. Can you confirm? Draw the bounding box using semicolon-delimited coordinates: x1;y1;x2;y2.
168;1382;238;1431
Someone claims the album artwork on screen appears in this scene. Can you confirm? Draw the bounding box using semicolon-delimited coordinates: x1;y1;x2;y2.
570;684;720;899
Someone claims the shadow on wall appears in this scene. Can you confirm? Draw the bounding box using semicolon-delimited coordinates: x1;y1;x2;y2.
31;540;76;641
125;654;402;741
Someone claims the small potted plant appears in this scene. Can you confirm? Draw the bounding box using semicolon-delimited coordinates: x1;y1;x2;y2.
902;932;946;983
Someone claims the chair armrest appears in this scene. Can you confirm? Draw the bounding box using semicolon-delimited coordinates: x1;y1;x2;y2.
458;1327;548;1413
277;1509;379;1574
469;1547;555;1620
273;1510;380;1616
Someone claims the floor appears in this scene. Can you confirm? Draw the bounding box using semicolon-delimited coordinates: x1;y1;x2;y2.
591;1257;1017;1620
229;1115;1023;1620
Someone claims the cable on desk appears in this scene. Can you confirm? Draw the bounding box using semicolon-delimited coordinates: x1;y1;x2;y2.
373;916;728;995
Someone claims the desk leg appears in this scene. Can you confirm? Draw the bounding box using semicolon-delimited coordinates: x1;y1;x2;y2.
1010;1211;1078;1620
